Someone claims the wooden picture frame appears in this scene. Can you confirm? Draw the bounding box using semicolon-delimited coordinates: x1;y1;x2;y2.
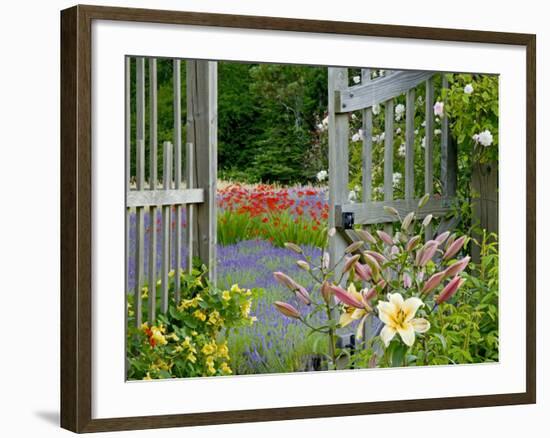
60;4;536;433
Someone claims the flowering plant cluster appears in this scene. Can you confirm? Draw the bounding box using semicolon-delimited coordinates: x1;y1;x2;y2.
127;265;258;380
217;183;328;248
272;194;471;368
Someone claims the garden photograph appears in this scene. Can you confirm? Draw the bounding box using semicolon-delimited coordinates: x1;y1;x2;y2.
125;58;499;380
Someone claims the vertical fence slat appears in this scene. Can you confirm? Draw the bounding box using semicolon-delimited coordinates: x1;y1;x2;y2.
361;68;372;202
148;58;158;322
186;60;218;283
440;74;457;198
161;141;172;313
134;58;146;327
186;142;195;274
135;140;145;327
383;99;394;235
173;59;182;303
405;89;415;200
424;77;435;239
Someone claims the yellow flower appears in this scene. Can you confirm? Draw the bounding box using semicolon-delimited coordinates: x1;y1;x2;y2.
193;310;207;321
241;301;252;317
208;310;222;326
191;331;198;337
178;295;203;311
141;286;148;299
143;372;153;380
338;283;372;339
140;322;149;332
168;270;175;278
156;359;172;371
222;290;231;302
166;332;179;341
150;326;168;346
220;362;232;375
186;352;196;363
201;342;216;355
249;316;258;323
230;284;241;293
377;293;430;347
217;342;230;359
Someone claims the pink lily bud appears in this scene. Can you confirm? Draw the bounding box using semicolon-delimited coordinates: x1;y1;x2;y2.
321;281;332;304
354;262;372;282
384;205;400;216
273;271;298;290
390;245;400;258
422;214;433;227
417;271;425;282
322;252;330;270
364;250;387;264
377;230;394;245
274;301;301;319
403;272;412;289
445;233;456;250
418;193;430;209
356;229;377;244
363;253;381;280
421;271;446;294
329;284;364;308
273;272;298;291
444;256;470;278
296;260;310;271
343;254;361;273
406;235;422;252
284;242;303;254
436;276;466;304
401;211;415;231
418;240;439;267
295;286;311;305
345;241;364;254
435;231;451;245
443;235;467;260
365;279;386;301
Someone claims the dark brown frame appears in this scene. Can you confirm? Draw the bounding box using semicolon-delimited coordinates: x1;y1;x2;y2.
60;4;537;433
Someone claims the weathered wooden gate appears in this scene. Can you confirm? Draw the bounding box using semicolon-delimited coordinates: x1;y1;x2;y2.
328;67;458;271
126;57;217;327
328;67;462;343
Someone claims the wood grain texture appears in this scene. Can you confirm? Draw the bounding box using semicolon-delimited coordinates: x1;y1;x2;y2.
60;4;536;432
186;60;218;283
336;71;434;113
335;197;453;227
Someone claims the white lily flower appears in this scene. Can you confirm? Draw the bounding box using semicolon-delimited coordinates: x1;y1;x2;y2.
377;293;430;347
464;83;474;94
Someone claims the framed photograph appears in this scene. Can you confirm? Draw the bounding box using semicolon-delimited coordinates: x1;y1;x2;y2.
60;4;536;433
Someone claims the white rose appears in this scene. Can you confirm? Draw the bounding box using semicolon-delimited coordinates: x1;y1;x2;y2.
476;130;493;147
433;101;444;117
353;75;361;84
392;172;402;186
464;83;474;94
372;103;381;115
394;103;405;121
316;170;328;182
398;143;406;157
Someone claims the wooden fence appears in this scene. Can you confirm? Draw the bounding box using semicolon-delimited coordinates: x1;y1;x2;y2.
126;57;217;327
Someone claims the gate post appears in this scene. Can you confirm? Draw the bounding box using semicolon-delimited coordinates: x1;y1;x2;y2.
328;68;349;281
186;60;218;282
471;161;498;263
